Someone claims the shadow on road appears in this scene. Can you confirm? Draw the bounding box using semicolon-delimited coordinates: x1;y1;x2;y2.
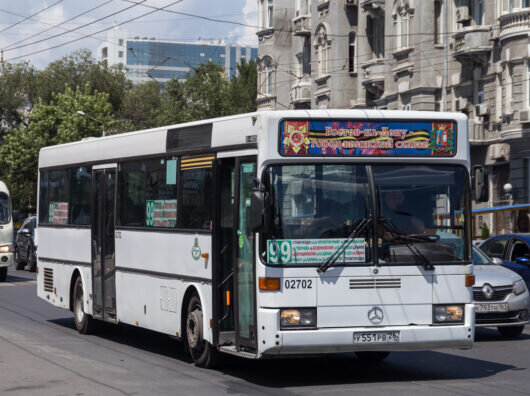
49;317;519;388
5;273;35;283
475;327;530;342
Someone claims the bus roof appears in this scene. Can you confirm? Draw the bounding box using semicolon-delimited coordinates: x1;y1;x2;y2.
38;110;468;169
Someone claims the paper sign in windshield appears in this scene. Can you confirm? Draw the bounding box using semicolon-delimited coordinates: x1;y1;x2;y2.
146;199;177;227
281;120;455;157
49;202;68;224
267;239;365;264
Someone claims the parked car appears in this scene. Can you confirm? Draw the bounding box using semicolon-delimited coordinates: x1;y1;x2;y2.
479;234;530;290
472;245;529;338
14;216;37;272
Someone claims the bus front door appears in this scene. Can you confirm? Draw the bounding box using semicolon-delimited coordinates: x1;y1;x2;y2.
216;158;257;352
91;168;117;321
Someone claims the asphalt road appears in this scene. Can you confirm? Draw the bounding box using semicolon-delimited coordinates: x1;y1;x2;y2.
0;267;528;396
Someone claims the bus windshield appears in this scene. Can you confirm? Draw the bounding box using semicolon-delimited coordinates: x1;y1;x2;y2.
0;193;10;225
262;164;470;266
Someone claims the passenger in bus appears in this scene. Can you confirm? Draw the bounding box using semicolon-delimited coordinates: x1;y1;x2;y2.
381;190;424;235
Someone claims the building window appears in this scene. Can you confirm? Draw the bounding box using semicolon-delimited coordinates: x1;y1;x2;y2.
101;47;108;58
118;38;124;46
259;0;274;29
295;0;311;16
200;53;205;57
315;25;330;77
367;16;384;59
504;64;513;115
348;32;356;73
258;57;275;96
474;0;485;25
434;0;443;45
504;0;529;12
302;36;311;75
394;3;412;50
118;51;124;58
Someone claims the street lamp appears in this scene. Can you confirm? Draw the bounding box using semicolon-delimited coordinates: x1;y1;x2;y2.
76;110;106;137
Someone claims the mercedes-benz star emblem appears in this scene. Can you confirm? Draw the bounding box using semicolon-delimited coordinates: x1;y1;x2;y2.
368;306;384;324
482;284;494;299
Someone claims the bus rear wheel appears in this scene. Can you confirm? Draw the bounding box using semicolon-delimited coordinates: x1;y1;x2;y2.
73;276;97;334
186;294;219;368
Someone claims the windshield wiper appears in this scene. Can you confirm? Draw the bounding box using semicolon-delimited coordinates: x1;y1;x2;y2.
380;217;434;271
317;217;371;274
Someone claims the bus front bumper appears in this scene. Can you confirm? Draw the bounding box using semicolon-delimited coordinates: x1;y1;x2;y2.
259;306;475;355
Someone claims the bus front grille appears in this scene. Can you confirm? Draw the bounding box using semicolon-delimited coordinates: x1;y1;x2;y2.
43;268;53;293
349;278;401;289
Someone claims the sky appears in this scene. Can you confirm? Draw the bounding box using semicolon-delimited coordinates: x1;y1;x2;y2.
0;0;258;69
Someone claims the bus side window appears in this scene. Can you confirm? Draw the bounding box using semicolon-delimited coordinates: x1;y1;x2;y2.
39;171;49;224
179;167;212;230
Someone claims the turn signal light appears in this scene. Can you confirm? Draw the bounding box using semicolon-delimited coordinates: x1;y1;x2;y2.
465;274;475;287
259;277;280;291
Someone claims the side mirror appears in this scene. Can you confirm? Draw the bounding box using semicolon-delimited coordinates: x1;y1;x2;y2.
250;178;271;233
472;165;488;202
19;228;30;235
491;257;503;266
515;257;530;265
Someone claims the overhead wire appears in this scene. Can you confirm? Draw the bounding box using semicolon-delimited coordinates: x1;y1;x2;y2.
0;0;63;34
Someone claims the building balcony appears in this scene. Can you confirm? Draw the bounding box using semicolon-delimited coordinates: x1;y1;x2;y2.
290;77;312;105
360;0;385;17
452;26;492;62
361;60;385;95
293;15;311;36
499;8;530;41
256;95;276;110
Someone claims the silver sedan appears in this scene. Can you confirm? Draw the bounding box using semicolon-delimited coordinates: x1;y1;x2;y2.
473;246;529;337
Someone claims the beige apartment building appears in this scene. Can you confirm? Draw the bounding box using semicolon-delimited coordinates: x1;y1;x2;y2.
256;0;530;231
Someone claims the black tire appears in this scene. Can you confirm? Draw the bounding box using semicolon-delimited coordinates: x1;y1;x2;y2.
73;276;98;334
0;267;6;282
186;294;219;368
355;351;391;361
15;249;26;270
25;247;36;272
497;325;524;338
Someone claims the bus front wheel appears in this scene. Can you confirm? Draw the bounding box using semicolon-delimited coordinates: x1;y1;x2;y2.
0;267;6;282
73;276;97;334
186;294;219;368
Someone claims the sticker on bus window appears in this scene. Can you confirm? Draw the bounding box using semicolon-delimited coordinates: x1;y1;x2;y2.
166;160;177;185
267;239;365;265
49;202;68;224
280;120;456;157
146;199;177;227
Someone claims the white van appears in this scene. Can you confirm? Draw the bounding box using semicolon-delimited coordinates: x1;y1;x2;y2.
0;181;13;281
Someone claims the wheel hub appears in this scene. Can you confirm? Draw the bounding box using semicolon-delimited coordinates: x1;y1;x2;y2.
187;310;202;349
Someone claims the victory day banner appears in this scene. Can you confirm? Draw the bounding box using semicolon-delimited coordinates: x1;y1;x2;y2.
280;119;456;157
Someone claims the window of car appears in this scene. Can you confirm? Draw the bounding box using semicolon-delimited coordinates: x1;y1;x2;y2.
481;237;509;259
509;239;530;262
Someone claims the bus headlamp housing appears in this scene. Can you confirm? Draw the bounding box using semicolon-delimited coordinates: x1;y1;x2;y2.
433;305;464;324
0;244;13;253
280;308;317;329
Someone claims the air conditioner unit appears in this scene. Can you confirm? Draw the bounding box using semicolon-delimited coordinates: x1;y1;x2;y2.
456;97;468;111
520;110;530;122
456;7;470;23
476;103;489;116
345;0;358;6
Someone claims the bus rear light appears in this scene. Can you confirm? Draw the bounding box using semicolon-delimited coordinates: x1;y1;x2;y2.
259;277;280;291
226;290;231;306
465;274;475;287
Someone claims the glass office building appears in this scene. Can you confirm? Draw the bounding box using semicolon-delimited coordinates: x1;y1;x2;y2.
98;28;257;84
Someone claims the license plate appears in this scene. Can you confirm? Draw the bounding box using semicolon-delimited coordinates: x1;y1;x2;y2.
475;303;509;313
353;331;400;344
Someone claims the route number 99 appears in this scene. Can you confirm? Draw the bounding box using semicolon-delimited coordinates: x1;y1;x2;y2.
268;240;292;264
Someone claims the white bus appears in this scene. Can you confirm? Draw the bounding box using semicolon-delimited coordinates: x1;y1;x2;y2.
0;181;13;282
37;110;477;367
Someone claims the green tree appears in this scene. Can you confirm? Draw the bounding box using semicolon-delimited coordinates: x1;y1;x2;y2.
228;59;257;114
116;81;163;132
0;84;113;209
481;222;490;240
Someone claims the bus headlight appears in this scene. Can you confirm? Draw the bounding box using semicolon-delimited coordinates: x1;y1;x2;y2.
513;280;526;296
280;308;316;329
433;305;464;324
0;244;13;253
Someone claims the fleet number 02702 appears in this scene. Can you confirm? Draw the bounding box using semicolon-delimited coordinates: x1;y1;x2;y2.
284;279;313;289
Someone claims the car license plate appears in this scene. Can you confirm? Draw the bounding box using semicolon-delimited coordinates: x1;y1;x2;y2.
475;303;509;313
353;331;400;344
